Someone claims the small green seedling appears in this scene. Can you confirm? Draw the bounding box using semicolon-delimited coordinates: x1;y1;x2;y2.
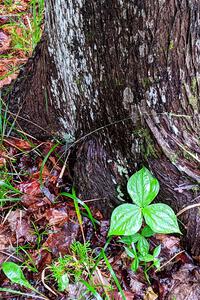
51;241;94;292
108;167;181;278
51;241;105;298
0;262;47;299
119;225;161;282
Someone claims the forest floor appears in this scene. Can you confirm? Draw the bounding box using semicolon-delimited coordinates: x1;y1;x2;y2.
0;0;43;88
0;1;200;300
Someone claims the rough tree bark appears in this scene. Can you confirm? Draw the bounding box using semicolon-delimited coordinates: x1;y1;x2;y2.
7;0;200;254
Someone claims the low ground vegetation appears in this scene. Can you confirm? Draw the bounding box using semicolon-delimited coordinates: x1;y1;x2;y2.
0;2;200;300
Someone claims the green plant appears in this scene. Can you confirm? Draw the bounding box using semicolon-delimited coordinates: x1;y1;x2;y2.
3;0;44;55
0;98;9;144
16;245;38;273
0;178;22;206
51;241;107;299
51;241;95;292
61;188;99;229
108;167;181;277
102;251;126;300
0;97;18;144
3;0;13;6
30;0;44;49
31;222;49;249
0;262;47;299
119;225;161;282
123;238;161;282
39;142;60;186
0;66;19;82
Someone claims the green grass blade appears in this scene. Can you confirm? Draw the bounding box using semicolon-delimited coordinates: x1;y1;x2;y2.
0;180;22;194
60;191;98;229
0;198;21;202
39;143;59;186
102;251;126;300
91;237;112;275
80;280;103;300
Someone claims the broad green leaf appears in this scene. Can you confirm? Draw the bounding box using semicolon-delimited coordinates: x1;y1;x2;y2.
2;262;32;289
143;204;181;234
141;225;154;237
153;245;161;258
138;254;154;262
124;247;135;258
137;236;149;256
58;273;69;292
131;242;137;256
108;204;142;236
119;233;141;245
131;258;139;272
153;258;160;269
127;167;159;207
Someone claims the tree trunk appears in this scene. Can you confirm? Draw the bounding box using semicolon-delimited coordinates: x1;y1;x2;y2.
7;0;200;254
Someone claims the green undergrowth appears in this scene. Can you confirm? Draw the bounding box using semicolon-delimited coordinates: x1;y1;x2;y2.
0;97;181;298
0;0;44;83
1;0;44;55
0;149;181;298
50;241;96;292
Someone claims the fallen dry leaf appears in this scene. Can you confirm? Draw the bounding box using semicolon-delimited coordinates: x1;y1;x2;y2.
31;249;52;272
19;180;41;195
21;194;50;211
0;16;9;25
43;222;79;256
7;209;35;242
0;157;6;167
160;264;200;300
45;208;68;227
4;138;33;150
110;290;135;300
0;225;15;264
0;30;11;54
144;287;158;300
40;186;56;202
155;234;180;254
14;0;29;12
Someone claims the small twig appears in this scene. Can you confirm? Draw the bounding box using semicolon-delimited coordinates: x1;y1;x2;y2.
83;197;106;203
65;116;133;153
2;208;12;224
2;108;52;136
56;150;71;187
156;250;185;272
174;184;199;191
41;267;58;296
0;288;49;300
162;112;192;118
0;250;23;262
96;266;110;299
0;151;15;161
177;201;200;216
26;16;32;31
0;202;18;211
170;136;200;163
13;142;44;158
10;125;38;141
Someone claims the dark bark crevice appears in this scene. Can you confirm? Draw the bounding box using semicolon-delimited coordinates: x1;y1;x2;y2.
7;36;60;139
